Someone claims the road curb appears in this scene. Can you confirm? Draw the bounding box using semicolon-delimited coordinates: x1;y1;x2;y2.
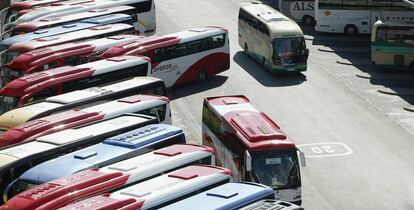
403;105;414;112
355;73;371;79
318;47;370;54
377;88;414;96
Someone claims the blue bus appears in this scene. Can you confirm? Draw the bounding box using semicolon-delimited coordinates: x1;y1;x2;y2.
239;199;304;210
8;124;186;190
0;13;133;57
160;182;274;210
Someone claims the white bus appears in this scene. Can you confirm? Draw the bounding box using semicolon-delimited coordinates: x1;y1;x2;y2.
4;0;156;35
3;144;215;209
0;77;167;131
0;114;157;203
59;165;233;210
315;0;414;35
279;0;315;25
238;2;309;73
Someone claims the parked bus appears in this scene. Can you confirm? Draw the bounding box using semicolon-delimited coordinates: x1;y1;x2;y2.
1;34;143;87
0;55;150;114
2;144;214;208
315;0;414;35
8;6;139;37
0;77;167;130
0;14;134;55
238;2;309;73
279;0;315;25
202;95;306;205
7;0;155;35
59;165;232;210
7;124;186;200
0;114;157;203
160;182;274;210
0;94;171;147
0;23;135;66
371;20;414;70
239;199;304;210
102;26;230;87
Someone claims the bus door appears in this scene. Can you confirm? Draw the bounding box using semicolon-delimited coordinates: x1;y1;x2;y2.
371;11;381;30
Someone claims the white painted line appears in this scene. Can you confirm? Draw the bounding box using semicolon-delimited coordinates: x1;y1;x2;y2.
297;142;354;158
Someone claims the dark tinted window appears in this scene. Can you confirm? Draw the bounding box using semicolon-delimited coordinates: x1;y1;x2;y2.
131;0;152;13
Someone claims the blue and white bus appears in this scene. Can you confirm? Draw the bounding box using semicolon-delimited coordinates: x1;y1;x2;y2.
3;144;215;209
11;124;186;189
239;199;304;210
160;182;274;210
0;13;134;57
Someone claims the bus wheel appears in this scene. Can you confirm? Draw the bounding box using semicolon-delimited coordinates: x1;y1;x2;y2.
244;43;249;56
198;69;208;82
344;25;357;36
302;15;315;26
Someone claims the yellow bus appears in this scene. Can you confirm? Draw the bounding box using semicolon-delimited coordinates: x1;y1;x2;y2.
238;2;309;73
371;20;414;71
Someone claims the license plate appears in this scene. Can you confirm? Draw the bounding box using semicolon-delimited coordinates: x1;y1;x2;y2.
287;68;295;71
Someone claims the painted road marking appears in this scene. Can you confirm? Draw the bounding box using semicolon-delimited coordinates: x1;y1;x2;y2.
297;142;353;158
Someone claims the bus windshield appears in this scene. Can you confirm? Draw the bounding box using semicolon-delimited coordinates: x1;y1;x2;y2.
272;37;307;65
4;51;21;64
251;149;300;190
0;96;19;114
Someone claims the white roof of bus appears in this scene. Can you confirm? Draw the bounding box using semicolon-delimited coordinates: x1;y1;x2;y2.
77;55;149;75
241;3;304;38
80;35;143;51
0;141;56;159
168;26;227;43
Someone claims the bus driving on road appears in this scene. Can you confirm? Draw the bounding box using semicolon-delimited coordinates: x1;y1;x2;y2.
2;144;215;208
0;55;150;114
0;94;171;147
102;26;230;87
8;6;139;37
279;0;315;25
0;23;135;66
315;0;414;35
0;77;167;131
371;20;414;71
1;34;142;84
59;165;232;210
0;114;157;203
160;182;274;210
238;2;309;73
202;95;306;205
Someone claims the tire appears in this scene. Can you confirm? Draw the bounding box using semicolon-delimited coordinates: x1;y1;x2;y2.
302;15;315;26
344;25;358;36
198;69;208;82
244;43;249;56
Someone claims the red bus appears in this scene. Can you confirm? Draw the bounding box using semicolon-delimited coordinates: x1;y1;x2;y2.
0;56;151;114
0;23;134;67
1;34;142;84
9;6;139;36
101;26;230;87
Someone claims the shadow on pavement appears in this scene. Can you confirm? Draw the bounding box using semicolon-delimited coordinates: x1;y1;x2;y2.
233;51;307;87
169;75;228;100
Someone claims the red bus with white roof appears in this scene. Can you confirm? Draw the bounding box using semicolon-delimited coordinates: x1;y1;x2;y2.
2;144;215;209
8;6;139;37
202;95;306;205
0;23;135;66
59;165;232;210
0;94;171;148
102;26;230;87
0;55;150;114
1;34;142;84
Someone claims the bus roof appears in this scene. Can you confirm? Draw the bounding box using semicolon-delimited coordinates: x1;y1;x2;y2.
10;0;66;10
241;3;304;38
7;34;142;71
0;14;132;49
4;144;213;210
160;182;274;210
19;124;184;183
7;23;134;54
205;95;296;151
2;55;149;97
60;165;232;210
238;199;304;210
14;5;136;33
102;26;228;57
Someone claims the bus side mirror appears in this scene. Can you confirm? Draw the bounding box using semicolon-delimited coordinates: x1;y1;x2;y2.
298;149;306;167
3;178;18;203
305;49;309;58
244;150;252;172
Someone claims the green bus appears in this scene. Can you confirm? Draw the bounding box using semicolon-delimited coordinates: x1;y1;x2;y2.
238;2;309;73
371;20;414;71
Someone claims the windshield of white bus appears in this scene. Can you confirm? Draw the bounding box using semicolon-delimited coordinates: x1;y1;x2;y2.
272;37;307;65
0;96;19;115
251;149;300;190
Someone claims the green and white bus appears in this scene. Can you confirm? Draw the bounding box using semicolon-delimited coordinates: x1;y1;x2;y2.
371;20;414;71
238;2;309;73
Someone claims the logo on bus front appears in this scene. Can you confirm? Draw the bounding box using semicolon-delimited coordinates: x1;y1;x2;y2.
152;64;178;73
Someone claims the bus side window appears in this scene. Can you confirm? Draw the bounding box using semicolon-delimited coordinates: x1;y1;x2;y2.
29;87;58;102
44;61;60;70
131;0;152;13
65;56;81;66
153;48;163;63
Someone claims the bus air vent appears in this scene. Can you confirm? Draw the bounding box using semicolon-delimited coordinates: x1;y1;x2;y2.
33;29;48;34
74;151;97;160
206;191;238;199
